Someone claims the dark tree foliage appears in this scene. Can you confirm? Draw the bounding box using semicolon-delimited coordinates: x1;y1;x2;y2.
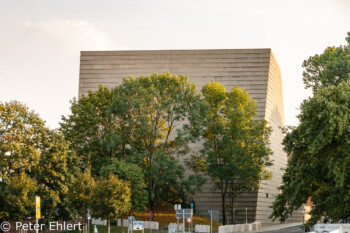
303;32;350;92
271;32;350;226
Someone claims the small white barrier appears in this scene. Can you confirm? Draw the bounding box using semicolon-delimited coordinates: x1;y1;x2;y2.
195;225;210;233
169;223;184;233
252;222;261;231
237;224;245;232
117;219;129;227
218;226;226;233
244;224;252;231
92;218;107;226
219;223;259;233
143;221;159;230
233;225;240;232
227;225;234;233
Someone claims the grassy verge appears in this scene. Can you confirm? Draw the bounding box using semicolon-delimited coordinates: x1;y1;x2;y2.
133;202;222;232
69;202;222;233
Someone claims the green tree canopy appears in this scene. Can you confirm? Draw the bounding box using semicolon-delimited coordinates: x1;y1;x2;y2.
69;167;96;233
190;82;272;225
303;32;350;92
110;72;205;213
92;174;131;233
271;82;350;225
0;171;36;220
271;32;350;226
0;101;76;222
60;86;115;176
61;72;206;214
101;159;147;213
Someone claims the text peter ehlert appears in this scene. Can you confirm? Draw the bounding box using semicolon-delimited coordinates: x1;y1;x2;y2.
14;221;82;231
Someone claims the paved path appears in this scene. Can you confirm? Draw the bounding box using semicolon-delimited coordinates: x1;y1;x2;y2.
260;226;305;233
252;223;303;233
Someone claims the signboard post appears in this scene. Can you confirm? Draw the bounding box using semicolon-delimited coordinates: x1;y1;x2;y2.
186;218;192;233
35;196;40;233
128;216;135;233
191;203;193;233
208;211;212;233
150;211;153;233
175;207;192;233
174;204;181;233
208;210;219;233
182;209;185;233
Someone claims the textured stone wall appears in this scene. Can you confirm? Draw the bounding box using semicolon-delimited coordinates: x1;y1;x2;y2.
79;49;300;225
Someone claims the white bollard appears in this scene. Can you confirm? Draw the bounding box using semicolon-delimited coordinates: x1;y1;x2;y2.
118;219;128;227
232;225;239;232
196;224;210;233
92;218;107;226
237;224;245;232
252;222;261;231
152;222;159;230
227;225;234;233
219;226;226;233
169;223;183;233
244;224;252;231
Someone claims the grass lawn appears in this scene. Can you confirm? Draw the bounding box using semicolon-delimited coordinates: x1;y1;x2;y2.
133;202;222;232
69;202;222;233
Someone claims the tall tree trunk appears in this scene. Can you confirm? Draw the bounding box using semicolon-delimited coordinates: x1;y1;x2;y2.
148;157;155;217
108;216;111;233
230;197;235;224
220;178;228;225
81;211;86;233
84;212;88;233
149;176;155;218
121;215;124;233
221;192;226;225
150;198;155;218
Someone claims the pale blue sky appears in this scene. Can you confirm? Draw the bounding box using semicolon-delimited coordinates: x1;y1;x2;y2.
0;0;349;128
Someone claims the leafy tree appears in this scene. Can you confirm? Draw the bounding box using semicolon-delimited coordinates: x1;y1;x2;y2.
101;159;147;213
0;101;43;221
110;72;205;213
196;82;272;225
302;32;350;92
91;174;131;233
176;174;207;208
101;160;146;232
69;167;96;233
0;172;37;220
270;32;350;226
60;86;116;176
271;82;350;226
0;101;76;223
35;130;75;226
61;73;206;215
0;101;43;176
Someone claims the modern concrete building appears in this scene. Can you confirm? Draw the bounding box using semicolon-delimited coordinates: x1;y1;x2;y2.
79;49;302;225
